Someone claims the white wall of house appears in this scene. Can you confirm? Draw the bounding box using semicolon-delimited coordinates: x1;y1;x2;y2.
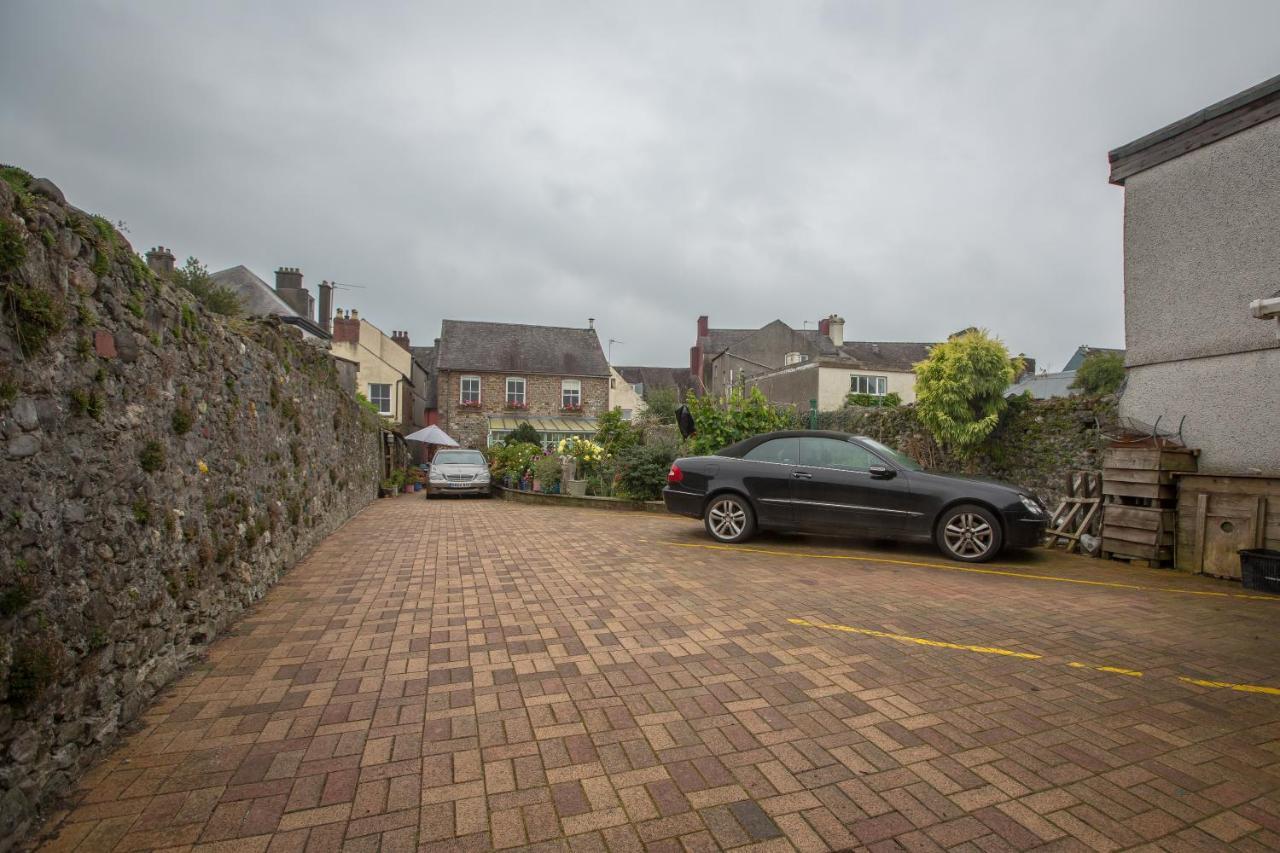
1119;116;1280;474
816;367;918;409
607;367;645;420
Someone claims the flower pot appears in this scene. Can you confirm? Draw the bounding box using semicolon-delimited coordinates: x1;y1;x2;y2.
566;479;588;497
532;480;542;493
403;484;414;494
413;483;423;491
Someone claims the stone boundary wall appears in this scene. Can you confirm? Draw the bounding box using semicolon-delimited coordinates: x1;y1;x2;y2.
0;170;383;847
494;486;667;513
808;395;1118;507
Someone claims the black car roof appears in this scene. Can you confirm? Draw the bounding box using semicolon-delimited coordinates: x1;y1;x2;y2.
717;430;865;458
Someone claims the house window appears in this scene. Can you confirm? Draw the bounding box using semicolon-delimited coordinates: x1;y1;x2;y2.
850;375;888;396
505;377;526;407
561;379;581;409
621;408;633;421
368;383;392;415
610;377;617;389
460;376;481;405
631;383;644;395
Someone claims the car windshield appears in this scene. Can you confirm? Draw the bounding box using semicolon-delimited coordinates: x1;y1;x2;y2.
433;450;485;466
859;437;923;471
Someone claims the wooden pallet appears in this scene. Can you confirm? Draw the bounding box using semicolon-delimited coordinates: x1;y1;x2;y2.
1100;446;1196;567
1046;472;1102;554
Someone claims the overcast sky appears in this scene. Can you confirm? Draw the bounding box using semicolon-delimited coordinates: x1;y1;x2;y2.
3;2;1278;370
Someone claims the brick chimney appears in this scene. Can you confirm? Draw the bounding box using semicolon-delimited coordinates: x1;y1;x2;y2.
145;246;175;277
390;330;410;351
318;281;334;334
818;317;830;337
273;266;314;320
697;315;709;338
331;308;360;344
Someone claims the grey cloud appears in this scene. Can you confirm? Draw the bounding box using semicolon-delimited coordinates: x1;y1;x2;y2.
3;0;1278;371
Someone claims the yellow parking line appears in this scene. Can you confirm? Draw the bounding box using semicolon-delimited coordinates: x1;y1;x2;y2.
1178;677;1280;696
1068;661;1143;677
663;540;1278;601
788;618;1042;659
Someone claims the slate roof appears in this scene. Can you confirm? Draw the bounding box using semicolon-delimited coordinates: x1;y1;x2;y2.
208;265;328;339
699;328;757;356
614;366;696;398
436;320;609;377
834;341;935;372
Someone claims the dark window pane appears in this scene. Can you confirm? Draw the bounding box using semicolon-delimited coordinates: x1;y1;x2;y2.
799;437;874;471
743;438;799;464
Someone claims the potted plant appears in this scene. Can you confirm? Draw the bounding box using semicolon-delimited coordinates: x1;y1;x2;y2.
557;436;601;497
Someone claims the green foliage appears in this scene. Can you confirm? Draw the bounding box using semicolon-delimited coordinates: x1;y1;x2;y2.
139;440;166;473
641;386;679;424
489;442;542;480
1071;351;1125;396
616;442;679;501
127;291;144;318
845;391;903;408
2;279;65;357
505;421;542;446
171;405;194;435
532;453;563;489
132;498;151;524
7;634;65;706
0;220;25;274
173;256;241;316
0;165;34;210
0;578;34;617
355;392;380;417
69;387;103;419
684;387;794;456
913;329;1020;457
595;408;641;456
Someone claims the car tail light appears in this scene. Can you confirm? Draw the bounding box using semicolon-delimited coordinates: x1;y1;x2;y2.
667;463;683;484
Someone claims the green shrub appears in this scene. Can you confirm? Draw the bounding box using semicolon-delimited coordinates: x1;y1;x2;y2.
532;454;563;490
685;387;794;456
171;405;193;435
845;391;903;408
641;387;679;425
2;280;65;356
70;388;104;419
139;440;166;472
0;220;25;275
913;329;1020;458
1071;351;1125;396
595;408;641;456
505;421;542;446
490;442;542;480
616;442;679;501
172;256;241;315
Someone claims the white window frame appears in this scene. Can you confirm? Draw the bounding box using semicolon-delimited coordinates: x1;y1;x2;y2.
505;377;526;406
460;375;481;405
561;379;582;408
368;384;391;412
850;375;888;396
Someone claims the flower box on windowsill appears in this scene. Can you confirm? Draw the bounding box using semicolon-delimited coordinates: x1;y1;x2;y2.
503;402;529;411
459;400;483;410
560;404;583;413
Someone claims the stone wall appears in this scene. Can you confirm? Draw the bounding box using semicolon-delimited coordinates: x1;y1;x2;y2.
810;395;1117;507
0;168;384;847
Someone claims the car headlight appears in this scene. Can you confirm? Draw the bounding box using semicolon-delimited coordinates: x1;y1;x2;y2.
476;470;490;482
429;471;446;482
1019;495;1044;515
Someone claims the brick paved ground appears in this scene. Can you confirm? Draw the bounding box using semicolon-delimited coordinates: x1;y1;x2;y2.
34;496;1280;852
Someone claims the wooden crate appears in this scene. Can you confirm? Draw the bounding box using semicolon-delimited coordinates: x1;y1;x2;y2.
1102;447;1199;473
1176;474;1280;578
1102;505;1177;561
1101;480;1177;501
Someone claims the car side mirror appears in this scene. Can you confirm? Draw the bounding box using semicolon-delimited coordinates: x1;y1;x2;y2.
869;465;895;480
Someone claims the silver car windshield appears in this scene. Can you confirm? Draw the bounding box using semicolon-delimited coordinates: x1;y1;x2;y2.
859;438;923;471
433;450;486;465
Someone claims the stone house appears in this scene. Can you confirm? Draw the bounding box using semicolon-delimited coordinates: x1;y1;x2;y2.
613;365;696;417
432;320;610;449
1108;72;1280;474
691;313;936;408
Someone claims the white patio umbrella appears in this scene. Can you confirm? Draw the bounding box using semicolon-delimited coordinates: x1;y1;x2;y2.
404;425;459;446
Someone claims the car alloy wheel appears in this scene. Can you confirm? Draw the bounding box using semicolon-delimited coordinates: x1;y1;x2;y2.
705;495;754;543
938;505;1001;562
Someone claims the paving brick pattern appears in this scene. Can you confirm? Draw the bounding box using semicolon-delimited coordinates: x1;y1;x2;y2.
35;497;1280;852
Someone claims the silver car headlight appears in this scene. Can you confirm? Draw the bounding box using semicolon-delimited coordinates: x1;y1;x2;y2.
1019;495;1044;515
429;470;446;482
476;470;490;482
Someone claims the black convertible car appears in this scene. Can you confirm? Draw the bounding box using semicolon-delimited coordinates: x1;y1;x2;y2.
662;431;1048;562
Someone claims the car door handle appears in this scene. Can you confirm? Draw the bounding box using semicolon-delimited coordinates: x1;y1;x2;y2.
792;471;812;479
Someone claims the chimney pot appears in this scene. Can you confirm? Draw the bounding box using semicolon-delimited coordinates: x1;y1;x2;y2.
828;314;845;348
697;315;709;337
588;318;595;330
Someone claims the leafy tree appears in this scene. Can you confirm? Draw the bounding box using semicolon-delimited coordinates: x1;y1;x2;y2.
173;256;241;316
641;387;679;424
595;407;640;456
685;387;794;455
913;329;1021;457
1071;351;1125;396
505;421;542;446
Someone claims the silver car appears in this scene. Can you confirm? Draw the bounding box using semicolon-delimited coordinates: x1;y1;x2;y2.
426;449;492;497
